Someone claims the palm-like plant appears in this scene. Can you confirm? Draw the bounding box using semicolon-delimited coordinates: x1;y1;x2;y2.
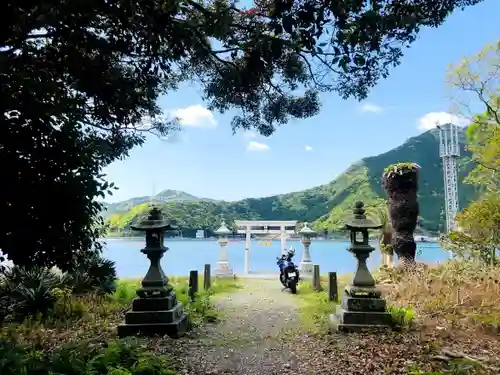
64;252;117;295
0;266;62;321
367;202;394;267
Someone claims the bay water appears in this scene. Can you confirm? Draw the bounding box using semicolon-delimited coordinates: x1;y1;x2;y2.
103;238;448;278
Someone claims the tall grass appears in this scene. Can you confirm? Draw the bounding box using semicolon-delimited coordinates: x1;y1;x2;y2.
295;276;349;333
386;261;500;332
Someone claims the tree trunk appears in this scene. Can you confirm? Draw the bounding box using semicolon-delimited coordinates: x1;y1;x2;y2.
380;252;387;267
387;252;395;267
382;170;419;266
379;231;393;267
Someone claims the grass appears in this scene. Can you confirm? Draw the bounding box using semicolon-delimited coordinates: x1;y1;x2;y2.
0;275;242;352
384;260;500;333
295;274;349;333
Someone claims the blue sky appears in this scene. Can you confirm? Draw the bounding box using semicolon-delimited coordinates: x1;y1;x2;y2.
104;0;499;203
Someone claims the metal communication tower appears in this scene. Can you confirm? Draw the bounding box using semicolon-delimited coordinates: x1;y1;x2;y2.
437;123;460;233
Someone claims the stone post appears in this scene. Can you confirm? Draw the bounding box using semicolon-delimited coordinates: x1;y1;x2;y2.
117;206;190;338
244;226;251;274
214;219;234;277
330;201;392;332
299;222;316;276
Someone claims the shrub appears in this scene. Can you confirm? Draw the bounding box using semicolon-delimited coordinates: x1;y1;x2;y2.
388;305;416;328
63;253;117;295
0;337;176;375
0;266;62;321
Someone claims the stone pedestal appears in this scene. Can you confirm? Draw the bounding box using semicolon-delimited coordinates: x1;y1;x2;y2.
214;256;233;277
298;223;316;277
118;290;190;338
299;239;313;276
214;221;234;277
330;288;391;332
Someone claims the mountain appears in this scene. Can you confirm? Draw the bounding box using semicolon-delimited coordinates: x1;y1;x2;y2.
106;128;478;237
103;189;205;217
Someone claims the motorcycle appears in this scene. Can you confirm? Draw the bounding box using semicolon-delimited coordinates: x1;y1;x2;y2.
276;247;300;294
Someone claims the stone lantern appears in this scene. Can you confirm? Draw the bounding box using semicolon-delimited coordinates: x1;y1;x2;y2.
117;206;190;338
214;219;234;277
330;201;392;332
298;222;316;276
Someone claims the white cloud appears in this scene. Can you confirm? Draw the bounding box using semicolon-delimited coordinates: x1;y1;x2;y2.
417;112;469;131
243;131;257;139
247;141;270;151
171;105;217;128
305;145;313;151
360;103;383;113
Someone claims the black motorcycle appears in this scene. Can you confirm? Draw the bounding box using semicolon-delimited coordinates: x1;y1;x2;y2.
276;248;300;294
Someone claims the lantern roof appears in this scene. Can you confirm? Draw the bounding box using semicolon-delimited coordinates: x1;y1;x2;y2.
215;220;231;235
344;201;382;230
298;222;316;236
130;206;176;231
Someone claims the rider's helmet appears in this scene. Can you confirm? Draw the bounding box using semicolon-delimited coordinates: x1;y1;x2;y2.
287;246;295;255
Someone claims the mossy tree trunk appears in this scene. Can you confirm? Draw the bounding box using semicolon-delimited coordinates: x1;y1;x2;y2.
382;171;419;266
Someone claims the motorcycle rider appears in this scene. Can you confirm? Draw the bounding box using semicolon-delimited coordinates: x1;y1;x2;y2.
279;246;295;265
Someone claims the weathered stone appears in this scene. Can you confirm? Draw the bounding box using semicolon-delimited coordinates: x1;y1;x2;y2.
341;295;386;312
299;222;316;275
118;312;190;338
125;302;185;324
132;293;177;311
336;308;392;326
330;201;392;333
117;206;191;338
344;285;382;298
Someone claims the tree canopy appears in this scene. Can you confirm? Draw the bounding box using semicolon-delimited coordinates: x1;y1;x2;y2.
444;39;500;264
446;39;500;192
1;0;484;269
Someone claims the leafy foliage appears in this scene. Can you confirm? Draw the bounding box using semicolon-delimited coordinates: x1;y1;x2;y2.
383;162;420;178
444;193;500;264
0;254;117;323
446;39;500;192
444;39;500;264
366;200;393;255
0;337;176;375
64;253;118;295
0;267;61;322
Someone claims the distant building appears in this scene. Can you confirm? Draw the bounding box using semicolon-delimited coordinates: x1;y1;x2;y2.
195;229;205;239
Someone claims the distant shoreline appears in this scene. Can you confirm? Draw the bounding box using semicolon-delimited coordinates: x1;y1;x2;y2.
103;237;439;244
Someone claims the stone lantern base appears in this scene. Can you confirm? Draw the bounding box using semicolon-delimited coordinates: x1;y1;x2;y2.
298;260;313;276
329;286;392;332
214;261;234;277
117;291;190;338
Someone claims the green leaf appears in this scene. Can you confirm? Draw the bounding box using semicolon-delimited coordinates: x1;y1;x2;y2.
354;54;365;66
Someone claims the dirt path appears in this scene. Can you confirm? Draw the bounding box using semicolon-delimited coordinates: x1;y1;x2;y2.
170;279;301;375
158;279;500;375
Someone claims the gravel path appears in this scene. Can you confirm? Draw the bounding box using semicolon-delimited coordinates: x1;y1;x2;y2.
171;279;301;375
155;279;500;375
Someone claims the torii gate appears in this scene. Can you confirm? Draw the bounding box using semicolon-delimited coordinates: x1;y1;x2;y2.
234;220;297;274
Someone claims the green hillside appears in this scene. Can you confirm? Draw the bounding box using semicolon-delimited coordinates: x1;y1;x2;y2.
103;189;207;216
105;128;478;236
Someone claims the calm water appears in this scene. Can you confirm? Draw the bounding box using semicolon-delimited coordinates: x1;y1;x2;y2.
103;238;449;278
